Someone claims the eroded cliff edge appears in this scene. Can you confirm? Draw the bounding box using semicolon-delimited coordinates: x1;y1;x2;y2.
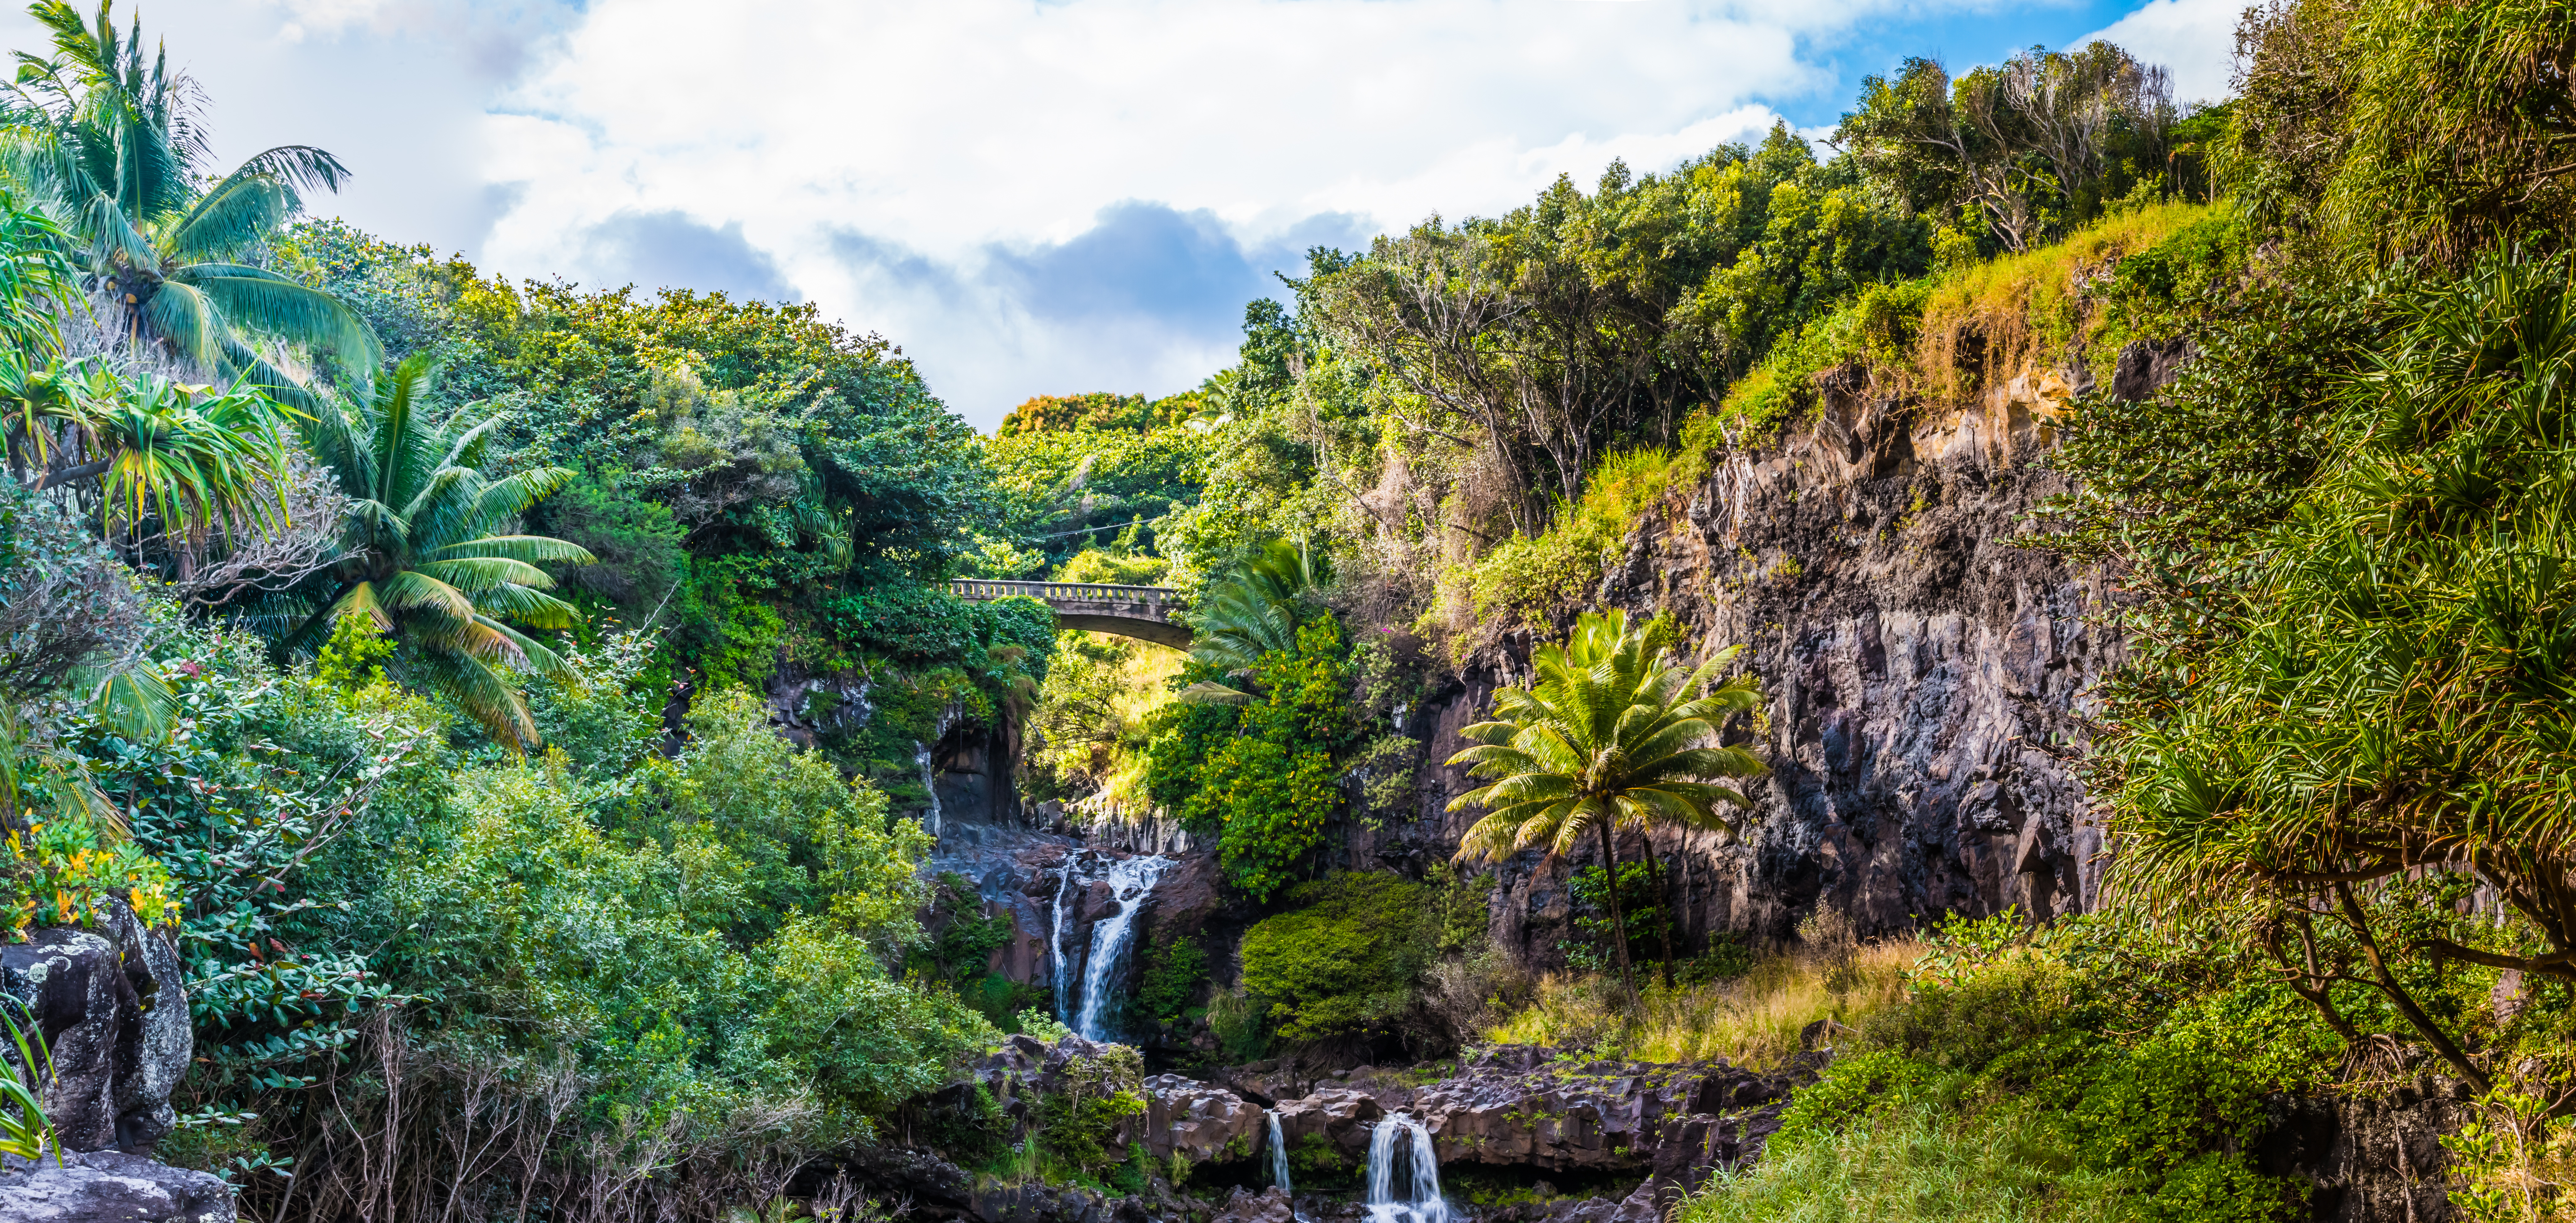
1358;354;2166;961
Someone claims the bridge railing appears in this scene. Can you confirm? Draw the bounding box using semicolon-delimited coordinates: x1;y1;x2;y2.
949;579;1182;604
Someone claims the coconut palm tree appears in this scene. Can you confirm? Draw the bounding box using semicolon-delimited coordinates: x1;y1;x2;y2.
291;353;593;748
0;2;379;408
1447;609;1765;999
1177;537;1330;704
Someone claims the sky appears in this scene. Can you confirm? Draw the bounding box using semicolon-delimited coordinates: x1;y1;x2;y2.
0;0;2245;431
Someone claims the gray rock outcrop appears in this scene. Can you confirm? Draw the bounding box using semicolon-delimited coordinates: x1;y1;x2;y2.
0;1149;235;1223
1262;1045;1809;1213
2;901;192;1152
1342;344;2200;962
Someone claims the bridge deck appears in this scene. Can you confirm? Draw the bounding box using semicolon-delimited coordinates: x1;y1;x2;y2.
949;579;1180;602
949;579;1191;648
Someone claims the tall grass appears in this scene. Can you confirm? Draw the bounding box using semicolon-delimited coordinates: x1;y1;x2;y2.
1911;199;2212;407
1675;1086;2139;1223
1448;201;2223;648
1483;940;1920;1068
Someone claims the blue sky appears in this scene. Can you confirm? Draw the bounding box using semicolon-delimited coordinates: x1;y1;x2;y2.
1;0;2239;430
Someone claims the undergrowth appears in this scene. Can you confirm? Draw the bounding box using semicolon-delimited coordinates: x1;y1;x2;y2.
1484;935;1919;1067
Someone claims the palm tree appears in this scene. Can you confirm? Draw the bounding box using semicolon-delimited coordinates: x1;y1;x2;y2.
0;2;380;408
1177;537;1330;704
1447;609;1765;999
292;353;593;748
0;203;295;541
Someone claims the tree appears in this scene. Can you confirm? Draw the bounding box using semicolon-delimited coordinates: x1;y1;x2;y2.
1447;609;1765;998
0;201;295;542
292;353;592;748
0;1;380;407
2223;0;2576;266
1835;43;2178;252
1178;537;1330;704
2083;251;2576;1093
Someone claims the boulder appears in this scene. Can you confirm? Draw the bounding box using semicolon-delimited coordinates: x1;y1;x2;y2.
1;903;191;1152
1140;1073;1261;1165
0;1149;235;1223
1269;1084;1384;1157
1208;1185;1296;1223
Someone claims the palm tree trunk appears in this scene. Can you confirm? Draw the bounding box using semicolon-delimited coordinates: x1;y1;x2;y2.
1635;827;1677;988
1594;816;1639;1006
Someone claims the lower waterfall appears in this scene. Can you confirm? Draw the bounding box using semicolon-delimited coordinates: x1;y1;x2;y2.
1268;1109;1292;1192
1364;1114;1448;1223
1071;854;1172;1040
1049;855;1082;1024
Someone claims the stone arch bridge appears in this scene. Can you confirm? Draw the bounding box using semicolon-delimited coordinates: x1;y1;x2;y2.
950;580;1190;649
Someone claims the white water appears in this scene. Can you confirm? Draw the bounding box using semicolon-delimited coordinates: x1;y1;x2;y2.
914;709;961;837
914;742;941;837
1268;1109;1292;1193
1050;854;1083;1023
1363;1114;1449;1223
1072;854;1173;1040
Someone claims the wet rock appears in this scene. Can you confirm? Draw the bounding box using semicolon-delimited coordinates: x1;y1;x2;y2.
1;901;192;1152
1247;1042;1806;1216
0;1148;235;1222
1270;1084;1386;1157
1141;1073;1262;1165
1209;1185;1296;1223
969;1179;1150;1223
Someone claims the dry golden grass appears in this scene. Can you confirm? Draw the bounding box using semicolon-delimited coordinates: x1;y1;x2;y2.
1912;200;2209;407
1483;940;1924;1069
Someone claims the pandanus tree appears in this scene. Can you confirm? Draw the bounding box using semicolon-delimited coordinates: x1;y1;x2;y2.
2095;251;2576;1093
292;354;593;748
0;1;379;408
1448;609;1765;997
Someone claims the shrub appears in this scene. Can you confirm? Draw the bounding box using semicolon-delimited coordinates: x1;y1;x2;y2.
0;812;182;936
1239;872;1437;1043
1137;936;1207;1024
1174;615;1357;900
1030;1043;1147;1184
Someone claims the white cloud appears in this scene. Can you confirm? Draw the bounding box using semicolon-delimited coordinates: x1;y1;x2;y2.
0;0;2235;428
2079;0;2239;105
475;0;1916;423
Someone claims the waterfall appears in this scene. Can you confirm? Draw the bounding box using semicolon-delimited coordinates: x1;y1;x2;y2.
914;708;959;837
914;742;942;837
1050;854;1083;1023
1268;1109;1292;1193
1363;1114;1448;1223
1072;854;1173;1040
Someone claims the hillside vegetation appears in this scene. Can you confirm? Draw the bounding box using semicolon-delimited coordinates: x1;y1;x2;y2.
2;0;2574;1219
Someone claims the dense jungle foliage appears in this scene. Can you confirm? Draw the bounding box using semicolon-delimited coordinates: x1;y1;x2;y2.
5;0;2575;1218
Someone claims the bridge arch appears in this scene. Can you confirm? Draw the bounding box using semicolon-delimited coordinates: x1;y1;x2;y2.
950;580;1192;649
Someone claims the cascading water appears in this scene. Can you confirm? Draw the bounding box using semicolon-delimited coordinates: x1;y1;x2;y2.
1050;854;1083;1023
913;709;961;837
914;742;942;837
1072;855;1173;1040
1363;1114;1449;1223
1268;1109;1292;1193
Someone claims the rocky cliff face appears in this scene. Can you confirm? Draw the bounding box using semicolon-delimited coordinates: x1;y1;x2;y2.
1349;355;2161;963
